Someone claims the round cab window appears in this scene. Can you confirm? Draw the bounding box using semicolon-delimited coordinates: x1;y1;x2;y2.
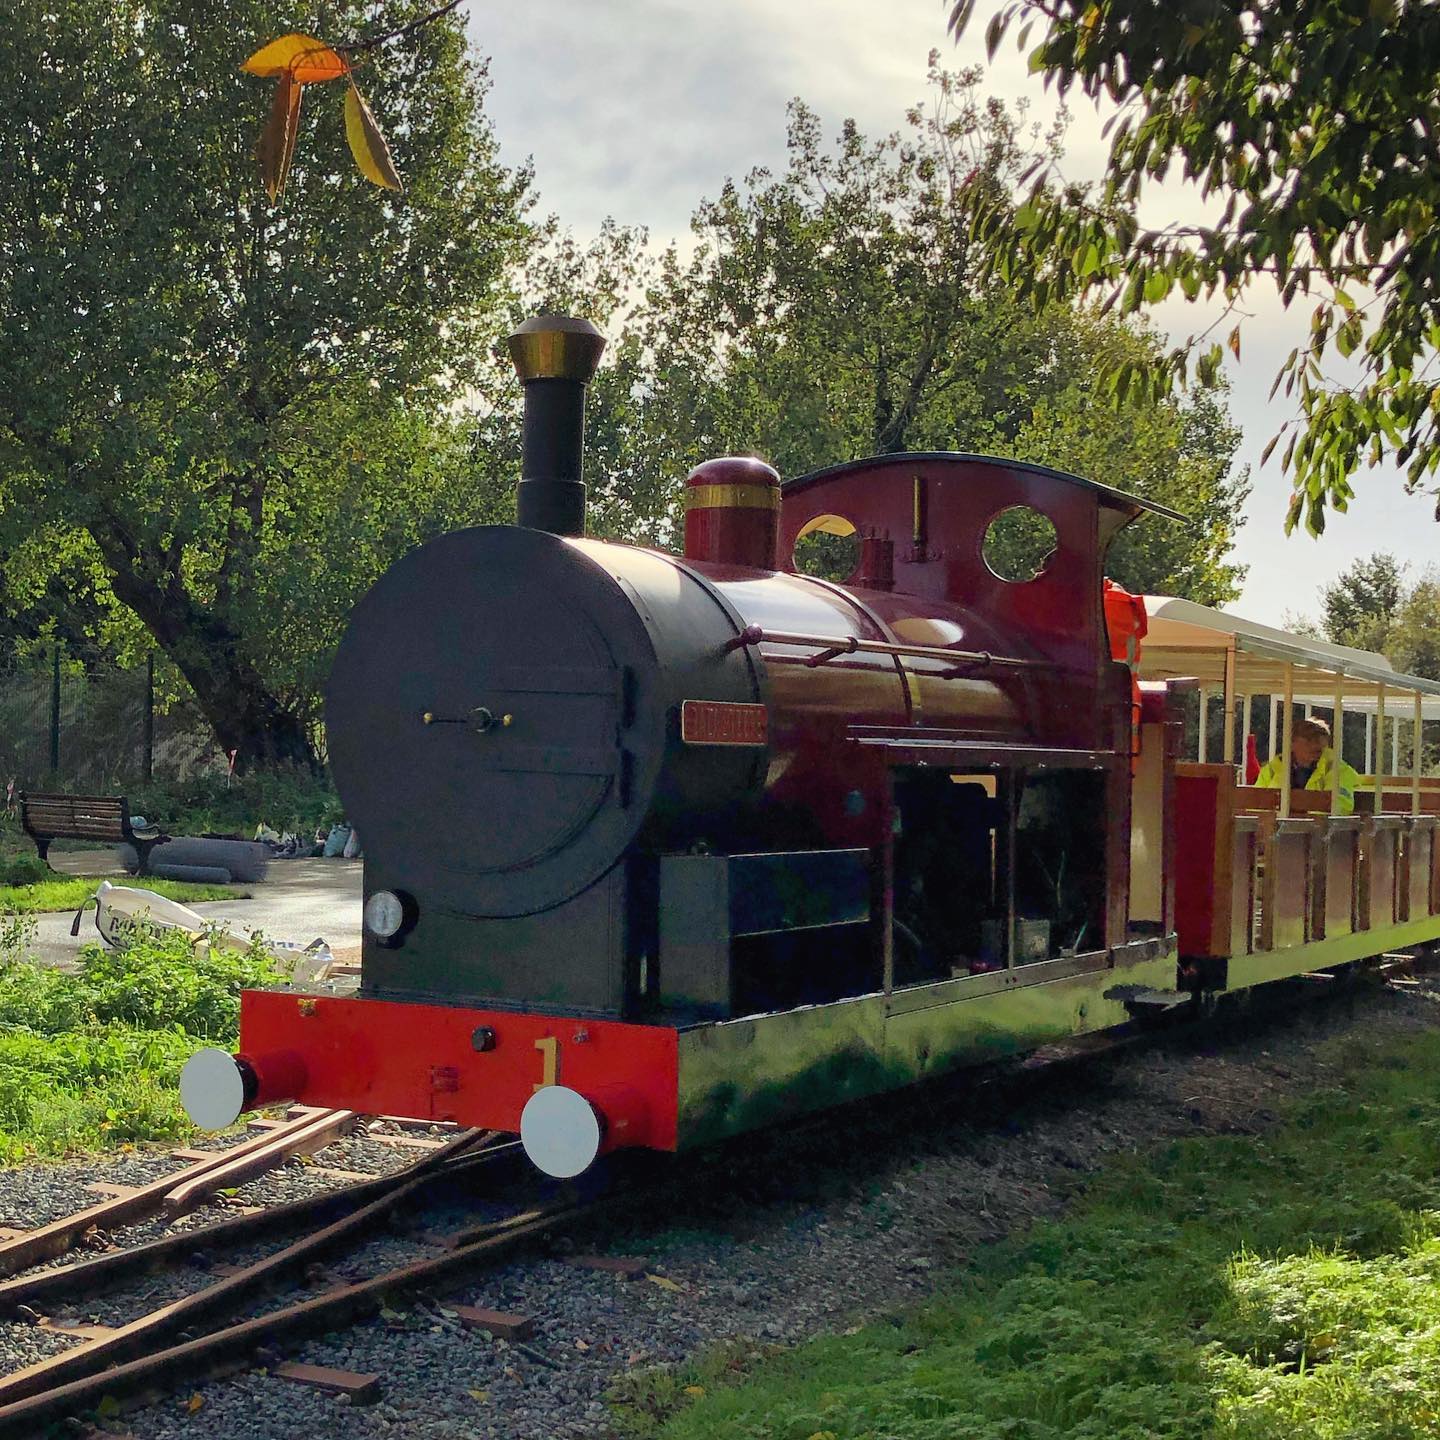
982;506;1057;583
792;514;860;583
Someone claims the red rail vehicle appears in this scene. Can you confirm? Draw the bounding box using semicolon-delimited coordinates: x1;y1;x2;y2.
180;315;1440;1176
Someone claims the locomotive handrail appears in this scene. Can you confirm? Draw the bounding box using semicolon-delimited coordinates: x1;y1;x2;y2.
723;625;1030;671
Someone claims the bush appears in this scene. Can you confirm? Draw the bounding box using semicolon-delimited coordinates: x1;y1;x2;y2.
129;766;342;839
0;855;47;887
0;919;289;1161
77;927;284;1038
0;812;30;864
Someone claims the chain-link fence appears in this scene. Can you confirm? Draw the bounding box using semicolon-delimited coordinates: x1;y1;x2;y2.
0;648;217;794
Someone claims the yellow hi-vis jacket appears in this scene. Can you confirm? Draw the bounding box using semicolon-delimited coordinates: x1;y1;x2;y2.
1254;747;1360;815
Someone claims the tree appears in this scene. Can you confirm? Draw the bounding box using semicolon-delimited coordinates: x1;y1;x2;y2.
637;61;1068;472
1004;314;1248;601
1311;550;1440;682
1388;576;1440;684
951;0;1440;534
573;63;1249;603
1319;552;1405;654
0;526;123;667
0;0;531;768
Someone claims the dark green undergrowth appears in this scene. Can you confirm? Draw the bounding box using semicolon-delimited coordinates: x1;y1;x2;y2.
613;1024;1440;1440
0;918;285;1161
0;853;49;887
129;767;341;839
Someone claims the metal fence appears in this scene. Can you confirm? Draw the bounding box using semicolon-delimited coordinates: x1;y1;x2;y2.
0;647;218;794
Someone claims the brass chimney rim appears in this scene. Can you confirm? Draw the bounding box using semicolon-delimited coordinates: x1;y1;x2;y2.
507;314;607;383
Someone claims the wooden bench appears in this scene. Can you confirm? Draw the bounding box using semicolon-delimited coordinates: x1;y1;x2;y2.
18;793;169;876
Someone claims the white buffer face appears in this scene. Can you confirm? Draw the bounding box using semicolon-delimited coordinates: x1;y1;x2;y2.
520;1085;603;1178
180;1047;247;1130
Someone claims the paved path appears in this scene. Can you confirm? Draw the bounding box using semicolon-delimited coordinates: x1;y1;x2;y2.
24;851;363;967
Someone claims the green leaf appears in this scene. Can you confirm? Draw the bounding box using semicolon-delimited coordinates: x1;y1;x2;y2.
954;0;1432;541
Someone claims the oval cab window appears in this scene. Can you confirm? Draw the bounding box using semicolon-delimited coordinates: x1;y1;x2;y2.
982;505;1057;583
792;513;861;583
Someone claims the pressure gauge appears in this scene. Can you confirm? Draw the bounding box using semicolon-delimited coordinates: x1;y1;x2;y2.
363;890;408;940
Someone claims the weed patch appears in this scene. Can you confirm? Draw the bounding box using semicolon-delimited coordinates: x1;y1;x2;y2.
1211;1240;1440;1437
0;920;285;1161
613;1027;1440;1440
609;1340;771;1430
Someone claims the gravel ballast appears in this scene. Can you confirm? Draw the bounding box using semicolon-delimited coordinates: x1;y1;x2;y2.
0;976;1434;1440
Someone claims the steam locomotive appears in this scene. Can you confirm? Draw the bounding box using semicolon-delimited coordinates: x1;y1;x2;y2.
180;313;1395;1178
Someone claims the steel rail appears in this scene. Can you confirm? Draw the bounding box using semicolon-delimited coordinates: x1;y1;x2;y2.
0;1132;510;1318
0;1195;589;1438
161;1107;359;1213
0;1127;501;1409
0;1107;357;1278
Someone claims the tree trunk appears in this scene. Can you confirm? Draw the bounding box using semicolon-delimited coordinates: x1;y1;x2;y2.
874;330;945;455
90;525;317;774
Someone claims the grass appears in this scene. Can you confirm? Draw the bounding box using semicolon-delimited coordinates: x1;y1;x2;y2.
0;841;246;913
611;1023;1440;1440
0;916;285;1161
0;873;243;915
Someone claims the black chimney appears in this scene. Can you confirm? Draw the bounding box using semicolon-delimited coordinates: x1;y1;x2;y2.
506;314;607;536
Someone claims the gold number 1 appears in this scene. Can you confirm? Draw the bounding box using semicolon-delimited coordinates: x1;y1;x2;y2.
534;1036;559;1092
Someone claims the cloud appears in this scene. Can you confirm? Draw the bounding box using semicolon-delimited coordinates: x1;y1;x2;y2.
471;0;949;238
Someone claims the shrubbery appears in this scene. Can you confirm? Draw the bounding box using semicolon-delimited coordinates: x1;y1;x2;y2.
129;766;342;839
0;813;32;868
0;854;48;888
0;920;287;1161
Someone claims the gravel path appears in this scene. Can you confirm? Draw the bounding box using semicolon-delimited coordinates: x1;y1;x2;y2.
2;975;1435;1440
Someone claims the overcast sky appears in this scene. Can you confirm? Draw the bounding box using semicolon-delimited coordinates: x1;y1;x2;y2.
468;0;1437;629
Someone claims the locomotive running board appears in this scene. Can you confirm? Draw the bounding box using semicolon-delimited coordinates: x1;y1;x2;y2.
846;726;1122;769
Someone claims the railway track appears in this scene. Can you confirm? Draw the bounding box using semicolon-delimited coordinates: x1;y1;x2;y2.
0;1112;603;1437
0;1134;590;1435
0;1106;358;1280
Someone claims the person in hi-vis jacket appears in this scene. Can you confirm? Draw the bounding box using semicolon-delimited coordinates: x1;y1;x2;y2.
1254;716;1360;815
